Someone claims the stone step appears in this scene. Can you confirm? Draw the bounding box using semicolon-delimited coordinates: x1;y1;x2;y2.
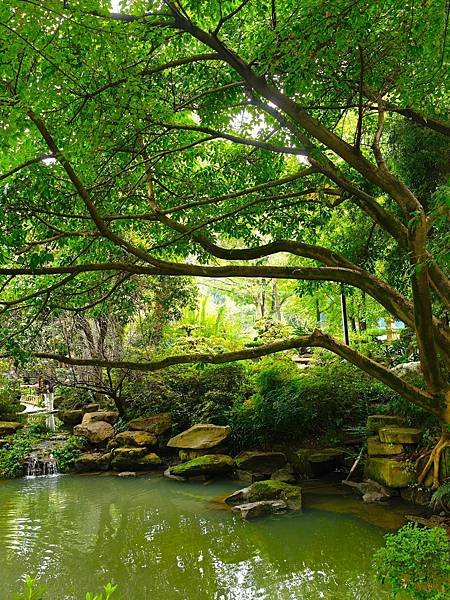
366;414;405;434
378;427;422;444
367;436;404;457
364;457;416;488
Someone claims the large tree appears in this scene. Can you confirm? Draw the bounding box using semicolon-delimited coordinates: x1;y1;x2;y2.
0;1;449;484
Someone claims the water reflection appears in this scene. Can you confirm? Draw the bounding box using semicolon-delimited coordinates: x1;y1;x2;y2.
0;475;389;599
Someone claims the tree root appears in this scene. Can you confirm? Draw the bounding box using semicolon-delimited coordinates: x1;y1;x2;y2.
417;432;450;489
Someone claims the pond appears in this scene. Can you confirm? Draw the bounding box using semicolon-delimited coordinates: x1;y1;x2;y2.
0;474;402;599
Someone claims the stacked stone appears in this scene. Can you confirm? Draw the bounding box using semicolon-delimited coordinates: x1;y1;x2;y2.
364;415;421;488
73;412;171;473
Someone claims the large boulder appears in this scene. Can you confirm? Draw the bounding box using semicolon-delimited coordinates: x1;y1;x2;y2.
367;436;404;457
73;421;114;444
364;457;416;488
60;409;83;428
292;448;344;478
111;447;161;470
0;421;23;437
74;451;111;472
128;413;171;435
379;427;422;445
169;454;234;478
231;500;287;520
225;480;302;511
82;403;100;414
112;430;157;448
167;424;230;450
366;414;405;434
81;411;119;426
235;451;287;475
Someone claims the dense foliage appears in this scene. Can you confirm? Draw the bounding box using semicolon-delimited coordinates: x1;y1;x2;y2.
373;524;450;599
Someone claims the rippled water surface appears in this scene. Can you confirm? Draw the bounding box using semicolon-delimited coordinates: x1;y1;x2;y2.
0;474;392;599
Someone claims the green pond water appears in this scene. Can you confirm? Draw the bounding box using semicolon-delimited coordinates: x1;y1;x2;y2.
0;474;411;599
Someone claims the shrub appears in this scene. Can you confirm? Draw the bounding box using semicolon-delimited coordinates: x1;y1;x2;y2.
373;523;450;599
52;436;87;472
0;426;53;478
0;372;21;420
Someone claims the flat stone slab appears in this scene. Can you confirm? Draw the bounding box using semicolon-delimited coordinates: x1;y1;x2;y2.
378;427;422;444
235;451;287;474
128;413;171;435
232;500;287;519
167;424;231;449
292;448;344;477
367;436;404;456
364;457;416;488
366;415;404;434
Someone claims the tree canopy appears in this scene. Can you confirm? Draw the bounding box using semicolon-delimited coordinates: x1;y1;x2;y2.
0;1;449;442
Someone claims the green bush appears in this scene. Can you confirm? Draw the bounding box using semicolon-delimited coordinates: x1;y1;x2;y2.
0;372;21;420
228;357;400;449
52;436;87;472
0;425;53;478
373;523;450;599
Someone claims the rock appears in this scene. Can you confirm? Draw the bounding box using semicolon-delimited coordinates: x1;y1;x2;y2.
82;403;100;414
60;409;83;427
292;448;344;477
379;427;422;444
128;413;171;435
164;467;185;481
179;447;227;461
113;431;157;448
235;451;287;475
117;471;137;477
364;457;416;488
391;362;422;378
167;424;231;450
400;486;433;506
170;454;234;478
81;411;119;426
367;436;404;456
111;447;161;470
234;470;266;484
74;451;111;472
73;421;114;444
271;464;296;483
0;421;23;437
366;414;405;434
342;479;393;503
225;480;302;511
232;500;287;519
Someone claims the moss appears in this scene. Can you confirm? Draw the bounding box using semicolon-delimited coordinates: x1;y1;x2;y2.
364;458;416;488
170;454;234;476
248;480;302;510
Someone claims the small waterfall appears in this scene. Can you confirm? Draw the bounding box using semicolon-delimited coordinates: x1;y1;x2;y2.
25;454;58;477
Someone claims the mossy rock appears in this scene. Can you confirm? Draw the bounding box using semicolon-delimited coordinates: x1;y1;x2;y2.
226;479;302;511
170;454;234;477
0;421;23;437
291;448;343;477
113;431;157;448
60;410;83;428
366;415;404;434
111;447;147;470
364;457;416;488
128;413;171;435
235;451;286;474
378;427;422;444
179;447;227;461
74;451;111;472
367;436;404;457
